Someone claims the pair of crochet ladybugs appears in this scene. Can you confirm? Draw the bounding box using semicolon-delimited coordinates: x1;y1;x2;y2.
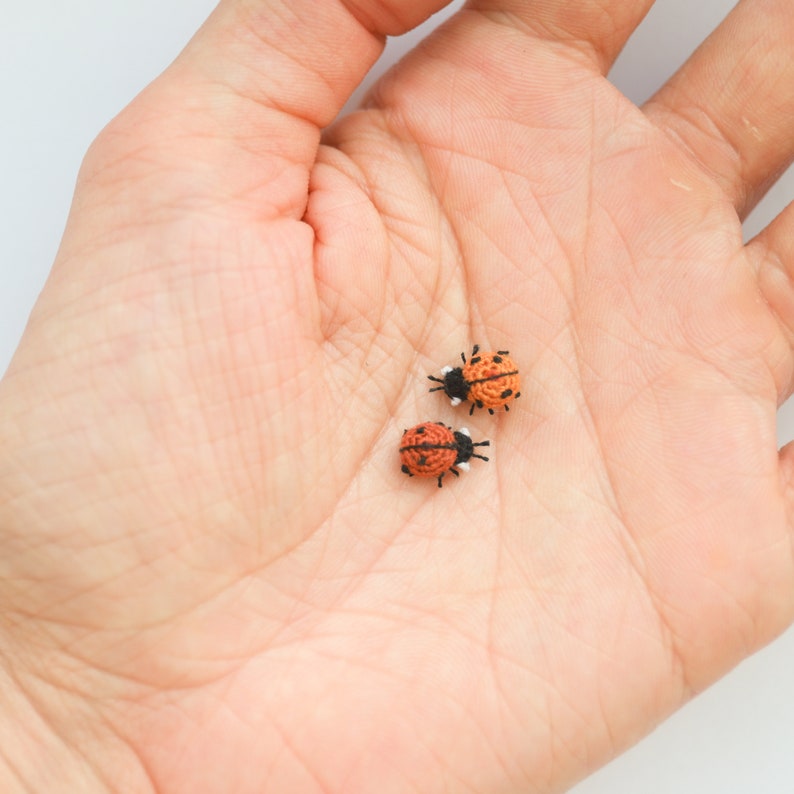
399;345;521;487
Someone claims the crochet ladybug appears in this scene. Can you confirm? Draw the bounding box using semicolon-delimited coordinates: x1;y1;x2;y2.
399;422;490;487
428;345;521;415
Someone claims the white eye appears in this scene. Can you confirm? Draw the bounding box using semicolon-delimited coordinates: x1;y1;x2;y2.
441;366;453;374
456;461;470;472
450;397;462;406
458;427;471;437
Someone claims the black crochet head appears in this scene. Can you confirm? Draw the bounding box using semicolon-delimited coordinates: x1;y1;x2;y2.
452;429;488;466
428;366;470;403
428;347;476;404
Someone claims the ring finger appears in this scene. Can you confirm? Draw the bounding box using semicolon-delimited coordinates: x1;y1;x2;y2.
643;0;794;218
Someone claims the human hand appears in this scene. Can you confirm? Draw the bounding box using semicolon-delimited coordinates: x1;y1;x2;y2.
2;0;794;791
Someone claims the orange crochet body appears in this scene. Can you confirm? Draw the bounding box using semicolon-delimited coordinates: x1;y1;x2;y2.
463;351;521;412
399;423;458;479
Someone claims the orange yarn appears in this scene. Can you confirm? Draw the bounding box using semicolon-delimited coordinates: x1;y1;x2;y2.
463;351;521;411
400;422;457;478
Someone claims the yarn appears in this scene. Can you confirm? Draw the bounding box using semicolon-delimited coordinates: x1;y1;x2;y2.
429;346;521;414
464;352;520;411
399;422;458;478
400;422;490;487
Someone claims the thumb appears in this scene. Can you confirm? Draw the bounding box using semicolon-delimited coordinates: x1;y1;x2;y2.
75;0;455;221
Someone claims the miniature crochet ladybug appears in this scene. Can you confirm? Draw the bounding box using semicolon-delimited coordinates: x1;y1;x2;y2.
399;422;490;487
428;345;521;415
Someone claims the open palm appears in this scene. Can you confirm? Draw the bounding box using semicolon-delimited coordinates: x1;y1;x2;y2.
2;1;794;791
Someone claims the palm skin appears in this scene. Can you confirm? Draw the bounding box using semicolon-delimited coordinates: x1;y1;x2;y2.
1;1;793;792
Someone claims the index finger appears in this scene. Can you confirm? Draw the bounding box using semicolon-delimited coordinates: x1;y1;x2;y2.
80;0;456;219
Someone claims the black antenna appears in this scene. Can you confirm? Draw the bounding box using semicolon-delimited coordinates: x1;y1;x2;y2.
427;375;446;392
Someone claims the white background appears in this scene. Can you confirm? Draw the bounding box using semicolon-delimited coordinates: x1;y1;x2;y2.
2;1;794;790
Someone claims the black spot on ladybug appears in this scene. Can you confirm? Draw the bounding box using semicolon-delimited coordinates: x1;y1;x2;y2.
501;388;513;398
493;355;503;363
